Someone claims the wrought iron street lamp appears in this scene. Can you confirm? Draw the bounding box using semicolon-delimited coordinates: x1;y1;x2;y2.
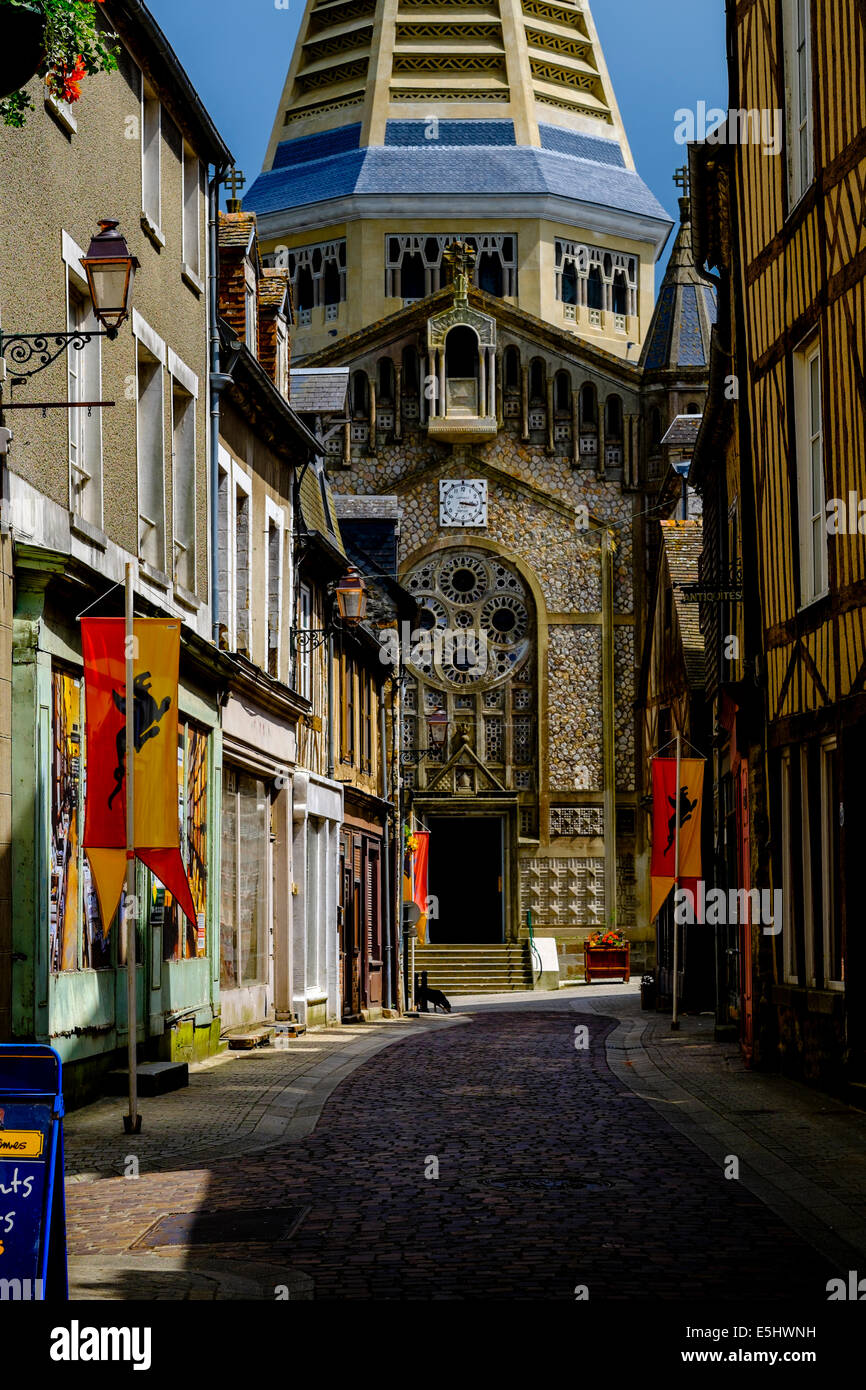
0;219;137;381
401;706;450;766
290;567;369;655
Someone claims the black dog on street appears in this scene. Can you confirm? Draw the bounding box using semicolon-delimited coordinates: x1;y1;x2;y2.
416;985;451;1013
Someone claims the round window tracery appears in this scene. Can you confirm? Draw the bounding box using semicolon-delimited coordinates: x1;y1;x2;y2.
403;549;533;691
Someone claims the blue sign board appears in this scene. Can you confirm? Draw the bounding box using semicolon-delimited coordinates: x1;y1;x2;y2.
0;1045;67;1301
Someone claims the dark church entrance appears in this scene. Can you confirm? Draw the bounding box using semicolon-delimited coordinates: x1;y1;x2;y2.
426;816;504;943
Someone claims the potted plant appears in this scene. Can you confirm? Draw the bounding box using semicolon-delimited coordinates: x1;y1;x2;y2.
0;0;117;128
584;927;630;984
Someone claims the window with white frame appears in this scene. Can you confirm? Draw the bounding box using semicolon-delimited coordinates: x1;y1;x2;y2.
820;738;842;986
235;473;251;656
136;339;166;571
794;341;826;605
170;369;196;592
141;83;162;233
264;498;284;679
216;447;252;655
784;0;814;206
298;583;313;700
182;145;201;279
65;244;102;527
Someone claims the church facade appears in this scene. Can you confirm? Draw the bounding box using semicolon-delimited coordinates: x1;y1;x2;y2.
246;0;714;986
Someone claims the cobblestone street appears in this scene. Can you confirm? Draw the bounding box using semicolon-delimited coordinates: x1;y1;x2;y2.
64;990;866;1301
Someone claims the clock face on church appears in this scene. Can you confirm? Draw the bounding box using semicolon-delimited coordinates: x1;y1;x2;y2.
439;479;488;528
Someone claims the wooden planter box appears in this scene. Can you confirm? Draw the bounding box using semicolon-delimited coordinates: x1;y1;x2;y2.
584;943;630;984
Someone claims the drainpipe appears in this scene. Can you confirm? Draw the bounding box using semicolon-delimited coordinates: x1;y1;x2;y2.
208;164;229;644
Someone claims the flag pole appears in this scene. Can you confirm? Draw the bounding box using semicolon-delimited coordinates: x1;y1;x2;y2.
123;561;141;1134
671;729;682;1032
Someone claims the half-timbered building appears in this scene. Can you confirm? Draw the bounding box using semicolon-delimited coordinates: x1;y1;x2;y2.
690;0;866;1091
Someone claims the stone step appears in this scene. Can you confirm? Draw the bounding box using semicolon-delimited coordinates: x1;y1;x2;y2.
226;1026;275;1050
106;1061;189;1097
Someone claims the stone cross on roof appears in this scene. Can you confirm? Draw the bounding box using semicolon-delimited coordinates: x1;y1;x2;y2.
225;167;246;212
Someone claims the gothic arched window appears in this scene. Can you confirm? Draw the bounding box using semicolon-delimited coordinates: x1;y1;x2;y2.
529;357;545;403
323;258;341;306
352;370;369;417
478;251;503;297
612;270;628;316
587;266;604;312
402;344;419;393
378;357;395;403
445;325;478;379
555;370;571;414
649;406;663;448
561;259;578;305
400;252;425;300
580;382;597;428
296;266;314;312
504;345;520;390
605;394;623;438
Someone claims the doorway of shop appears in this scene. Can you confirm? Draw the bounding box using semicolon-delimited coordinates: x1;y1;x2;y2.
425;816;504;943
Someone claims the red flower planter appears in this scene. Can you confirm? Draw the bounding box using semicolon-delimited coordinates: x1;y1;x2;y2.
584;943;630;984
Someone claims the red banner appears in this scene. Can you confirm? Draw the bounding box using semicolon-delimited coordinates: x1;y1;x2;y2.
650;756;704;919
81;618;197;929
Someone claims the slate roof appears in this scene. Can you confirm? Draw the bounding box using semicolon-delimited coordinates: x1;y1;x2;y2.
662;414;703;447
246;121;668;225
299;463;345;554
642;199;717;372
661;520;705;689
290;368;349;414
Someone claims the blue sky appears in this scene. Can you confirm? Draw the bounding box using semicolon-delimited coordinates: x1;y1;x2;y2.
147;0;727;283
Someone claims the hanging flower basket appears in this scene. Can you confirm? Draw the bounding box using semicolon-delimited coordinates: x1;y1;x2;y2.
0;0;117;127
0;4;47;100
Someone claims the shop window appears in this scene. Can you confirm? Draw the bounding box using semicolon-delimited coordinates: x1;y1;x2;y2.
161;720;209;962
220;766;269;987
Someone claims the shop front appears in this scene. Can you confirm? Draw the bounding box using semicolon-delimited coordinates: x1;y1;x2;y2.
219;682;298;1033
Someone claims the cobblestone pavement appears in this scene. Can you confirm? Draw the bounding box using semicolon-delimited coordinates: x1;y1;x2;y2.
65;994;851;1301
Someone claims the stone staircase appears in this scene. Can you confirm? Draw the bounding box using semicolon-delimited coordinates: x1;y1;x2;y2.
412;942;535;995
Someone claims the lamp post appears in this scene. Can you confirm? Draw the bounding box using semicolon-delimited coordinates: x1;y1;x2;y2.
0;220;137;380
